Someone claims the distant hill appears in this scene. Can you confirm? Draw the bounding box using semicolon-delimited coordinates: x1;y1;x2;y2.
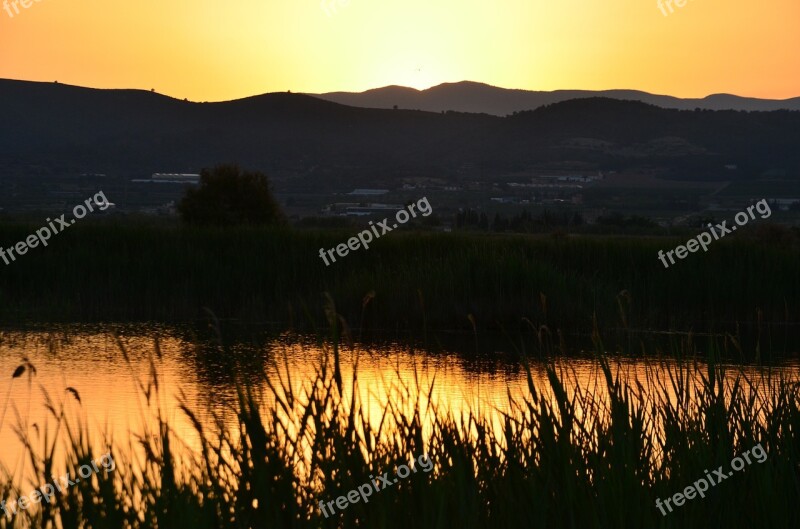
1;79;799;186
311;81;800;116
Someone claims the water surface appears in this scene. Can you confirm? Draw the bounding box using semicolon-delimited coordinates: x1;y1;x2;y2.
1;324;797;478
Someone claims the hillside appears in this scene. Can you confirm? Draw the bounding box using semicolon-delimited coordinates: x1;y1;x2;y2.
1;79;799;185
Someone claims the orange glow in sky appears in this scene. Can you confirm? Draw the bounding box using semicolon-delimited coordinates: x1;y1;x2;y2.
0;0;797;101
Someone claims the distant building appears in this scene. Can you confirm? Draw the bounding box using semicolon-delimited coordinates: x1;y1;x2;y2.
347;189;389;196
322;202;403;216
131;173;200;184
768;198;800;211
151;173;200;184
539;174;601;183
343;204;403;216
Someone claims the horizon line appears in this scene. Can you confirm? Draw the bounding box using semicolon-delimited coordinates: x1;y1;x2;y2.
2;77;799;105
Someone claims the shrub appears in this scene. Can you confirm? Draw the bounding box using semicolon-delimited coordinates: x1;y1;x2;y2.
178;164;286;227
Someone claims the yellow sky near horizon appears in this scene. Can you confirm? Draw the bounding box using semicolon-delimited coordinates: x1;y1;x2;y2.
0;0;797;102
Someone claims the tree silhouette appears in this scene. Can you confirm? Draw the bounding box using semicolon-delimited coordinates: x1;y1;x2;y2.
178;164;287;227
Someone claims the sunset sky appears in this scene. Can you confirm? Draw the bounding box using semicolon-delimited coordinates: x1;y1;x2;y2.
0;0;798;102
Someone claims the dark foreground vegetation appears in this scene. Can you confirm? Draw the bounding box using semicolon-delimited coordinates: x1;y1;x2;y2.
1;331;798;529
0;222;798;342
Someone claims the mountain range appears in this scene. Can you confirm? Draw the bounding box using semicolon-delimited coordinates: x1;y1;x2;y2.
1;78;799;189
311;81;800;116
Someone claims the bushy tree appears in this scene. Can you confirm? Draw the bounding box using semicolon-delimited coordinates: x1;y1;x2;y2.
178;164;287;227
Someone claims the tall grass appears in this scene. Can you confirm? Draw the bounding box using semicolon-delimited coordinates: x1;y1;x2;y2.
0;222;798;344
1;327;798;528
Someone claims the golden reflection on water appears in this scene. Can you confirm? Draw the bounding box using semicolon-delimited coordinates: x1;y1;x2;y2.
0;326;797;479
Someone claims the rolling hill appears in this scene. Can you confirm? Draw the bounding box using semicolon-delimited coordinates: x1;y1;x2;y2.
1;79;799;186
311;81;800;116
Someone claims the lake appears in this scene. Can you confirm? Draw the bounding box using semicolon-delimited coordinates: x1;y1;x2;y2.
2;323;797;480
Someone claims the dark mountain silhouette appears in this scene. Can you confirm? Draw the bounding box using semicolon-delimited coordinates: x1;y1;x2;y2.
1;78;799;185
312;81;800;116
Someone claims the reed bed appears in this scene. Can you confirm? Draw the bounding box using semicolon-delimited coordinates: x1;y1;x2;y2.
0;222;798;344
0;328;798;529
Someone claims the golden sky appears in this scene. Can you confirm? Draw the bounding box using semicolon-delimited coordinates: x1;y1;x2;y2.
0;0;797;101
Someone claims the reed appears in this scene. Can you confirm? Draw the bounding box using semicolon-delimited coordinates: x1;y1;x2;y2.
0;221;797;346
0;327;798;528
